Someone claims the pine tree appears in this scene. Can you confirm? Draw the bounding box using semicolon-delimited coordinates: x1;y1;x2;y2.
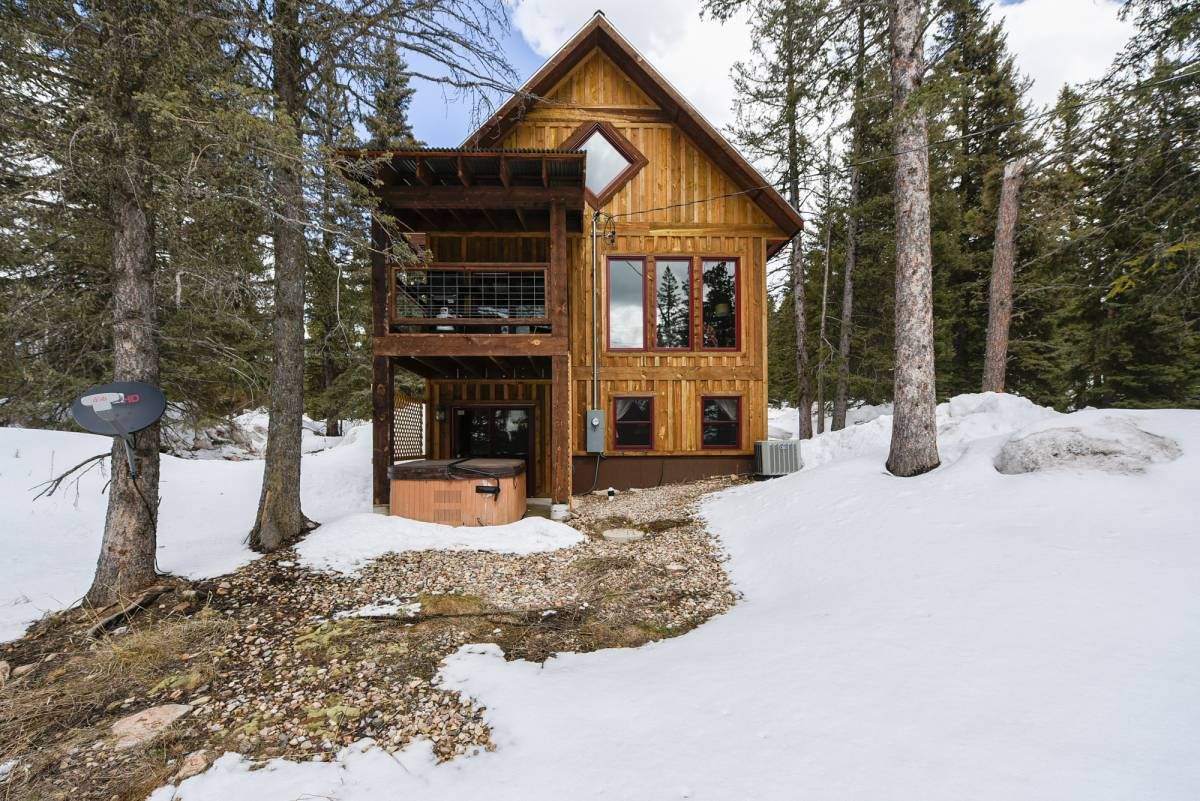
228;0;517;551
886;0;940;476
928;0;1030;397
0;1;255;604
364;48;421;149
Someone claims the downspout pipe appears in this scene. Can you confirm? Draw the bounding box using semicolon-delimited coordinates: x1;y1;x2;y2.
591;210;600;409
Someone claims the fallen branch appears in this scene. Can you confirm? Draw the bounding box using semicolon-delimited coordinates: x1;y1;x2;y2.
85;585;172;638
31;452;109;500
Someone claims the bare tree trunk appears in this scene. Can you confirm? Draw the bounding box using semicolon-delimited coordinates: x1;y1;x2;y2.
885;0;940;477
833;5;866;433
322;350;341;437
86;20;160;606
833;171;857;431
791;237;813;439
251;0;314;551
982;157;1027;393
782;3;812;440
815;217;832;434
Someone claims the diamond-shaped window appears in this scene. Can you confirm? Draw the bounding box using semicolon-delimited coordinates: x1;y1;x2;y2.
581;130;632;196
561;121;647;208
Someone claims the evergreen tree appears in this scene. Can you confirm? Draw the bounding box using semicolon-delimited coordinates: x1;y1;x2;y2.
364;48;421;149
0;0;256;604
928;0;1031;397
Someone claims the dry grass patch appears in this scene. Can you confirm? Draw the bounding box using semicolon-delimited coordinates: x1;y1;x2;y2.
0;611;231;800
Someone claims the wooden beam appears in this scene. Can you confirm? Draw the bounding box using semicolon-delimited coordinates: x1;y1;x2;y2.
414;158;432;187
498;156;511;188
409;356;452;378
514;207;528;231
449;355;481;378
383;184;582;209
462;356;494;377
480;208;500;230
374;333;568;358
370;218;389;337
549;201;568;339
541;158;550;188
551;353;572;503
372;355;394;506
456;155;472;187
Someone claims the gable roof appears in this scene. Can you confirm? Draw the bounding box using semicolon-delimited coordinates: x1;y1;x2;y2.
463;13;804;240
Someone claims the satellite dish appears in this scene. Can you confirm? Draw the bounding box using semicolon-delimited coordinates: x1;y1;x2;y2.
71;381;166;477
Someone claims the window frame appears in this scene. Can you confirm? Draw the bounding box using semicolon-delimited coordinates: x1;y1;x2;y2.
700;395;742;451
612;395;655;451
559;121;649;208
650;256;694;352
605;256;648;352
699;256;741;352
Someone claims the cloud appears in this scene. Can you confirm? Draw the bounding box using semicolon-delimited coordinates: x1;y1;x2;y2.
508;0;751;131
987;0;1136;107
507;0;1137;130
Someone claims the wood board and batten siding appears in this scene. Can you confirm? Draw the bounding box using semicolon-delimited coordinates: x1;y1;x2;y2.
499;47;780;460
360;14;802;505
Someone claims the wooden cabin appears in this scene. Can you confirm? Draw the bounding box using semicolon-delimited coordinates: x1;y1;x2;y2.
361;13;803;509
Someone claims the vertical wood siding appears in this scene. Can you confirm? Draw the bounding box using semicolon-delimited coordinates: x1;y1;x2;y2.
425;46;787;462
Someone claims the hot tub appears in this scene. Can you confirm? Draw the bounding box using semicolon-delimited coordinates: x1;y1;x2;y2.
388;458;527;526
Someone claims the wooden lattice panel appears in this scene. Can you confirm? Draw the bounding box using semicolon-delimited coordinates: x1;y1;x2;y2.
393;394;425;460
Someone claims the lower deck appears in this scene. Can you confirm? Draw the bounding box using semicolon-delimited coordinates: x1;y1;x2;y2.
373;354;762;508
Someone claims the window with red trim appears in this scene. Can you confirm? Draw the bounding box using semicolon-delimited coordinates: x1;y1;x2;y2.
613;397;654;449
653;258;692;349
607;257;645;350
701;258;739;350
701;396;741;449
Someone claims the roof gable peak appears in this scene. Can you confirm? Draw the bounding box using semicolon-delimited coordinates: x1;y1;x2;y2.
464;14;803;238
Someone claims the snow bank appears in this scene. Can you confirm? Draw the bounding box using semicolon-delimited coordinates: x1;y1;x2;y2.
161;396;1200;800
164;409;356;460
0;424;374;641
767;400;891;439
995;410;1182;474
788;391;1058;470
295;514;585;575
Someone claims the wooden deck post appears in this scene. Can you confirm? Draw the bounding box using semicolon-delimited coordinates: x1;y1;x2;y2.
549;201;573;503
372;355;394;508
370;217;393;508
551;353;573;503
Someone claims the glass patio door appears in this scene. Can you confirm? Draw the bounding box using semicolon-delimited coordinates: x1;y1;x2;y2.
454;406;533;491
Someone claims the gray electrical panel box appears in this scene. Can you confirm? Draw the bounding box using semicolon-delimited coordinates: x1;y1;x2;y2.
585;408;605;453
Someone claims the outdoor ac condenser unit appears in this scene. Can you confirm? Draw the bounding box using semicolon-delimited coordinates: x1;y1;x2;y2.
754;440;802;477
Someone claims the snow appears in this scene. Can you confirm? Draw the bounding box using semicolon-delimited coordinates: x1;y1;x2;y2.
334;598;422;620
164;409;356;460
0;424;375;641
767;400;891;439
157;393;1200;800
296;515;584;575
995;409;1182;474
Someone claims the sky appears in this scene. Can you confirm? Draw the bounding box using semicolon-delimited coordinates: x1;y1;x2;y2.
407;0;1138;147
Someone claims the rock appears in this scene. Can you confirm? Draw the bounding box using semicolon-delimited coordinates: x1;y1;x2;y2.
12;664;34;679
601;527;645;543
111;704;193;750
995;416;1182;475
0;660;9;685
173;750;210;782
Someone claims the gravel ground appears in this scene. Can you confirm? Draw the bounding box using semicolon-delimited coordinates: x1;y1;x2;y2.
0;476;742;801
